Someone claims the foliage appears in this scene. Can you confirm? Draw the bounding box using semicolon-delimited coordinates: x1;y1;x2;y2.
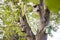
0;0;26;40
0;0;60;40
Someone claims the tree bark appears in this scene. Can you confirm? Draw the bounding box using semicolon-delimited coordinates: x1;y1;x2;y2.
36;0;50;40
20;0;50;40
21;15;35;40
20;14;35;40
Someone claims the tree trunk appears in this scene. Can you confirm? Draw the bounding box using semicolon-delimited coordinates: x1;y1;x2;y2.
20;0;50;40
35;0;50;40
20;14;35;40
36;32;47;40
22;15;35;40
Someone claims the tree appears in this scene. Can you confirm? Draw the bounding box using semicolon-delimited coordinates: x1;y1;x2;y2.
19;0;60;40
20;0;49;40
0;0;60;40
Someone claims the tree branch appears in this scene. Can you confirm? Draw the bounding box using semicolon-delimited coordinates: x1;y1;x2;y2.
20;8;35;40
38;0;50;33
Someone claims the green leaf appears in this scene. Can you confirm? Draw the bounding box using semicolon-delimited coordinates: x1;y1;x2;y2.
28;0;39;4
22;0;39;4
27;5;33;12
45;0;60;12
31;12;40;19
22;0;29;3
